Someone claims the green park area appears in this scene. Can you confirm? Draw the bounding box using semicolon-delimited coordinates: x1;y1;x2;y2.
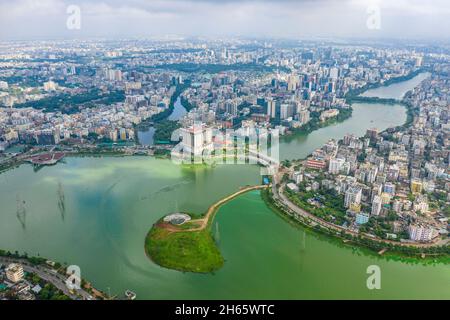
145;225;224;273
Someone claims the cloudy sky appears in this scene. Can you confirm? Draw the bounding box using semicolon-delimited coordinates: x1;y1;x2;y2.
0;0;448;40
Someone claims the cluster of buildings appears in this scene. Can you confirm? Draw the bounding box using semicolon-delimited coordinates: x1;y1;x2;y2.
0;39;422;153
0;39;447;244
177;46;422;134
0;263;43;300
0;72;181;150
287;71;449;243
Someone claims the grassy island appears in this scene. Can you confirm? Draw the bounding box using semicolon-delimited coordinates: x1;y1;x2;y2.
145;224;224;273
145;185;266;273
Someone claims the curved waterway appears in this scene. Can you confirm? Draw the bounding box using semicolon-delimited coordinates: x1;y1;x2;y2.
0;73;448;299
137;97;186;146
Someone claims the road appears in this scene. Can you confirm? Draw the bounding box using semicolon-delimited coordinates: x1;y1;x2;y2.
0;257;94;300
271;170;448;249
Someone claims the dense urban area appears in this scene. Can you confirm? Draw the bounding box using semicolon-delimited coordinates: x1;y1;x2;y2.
0;38;449;299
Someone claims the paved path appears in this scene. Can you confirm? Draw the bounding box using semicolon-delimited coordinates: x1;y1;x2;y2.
170;185;267;232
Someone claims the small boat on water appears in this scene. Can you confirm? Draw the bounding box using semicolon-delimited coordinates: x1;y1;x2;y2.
125;290;137;300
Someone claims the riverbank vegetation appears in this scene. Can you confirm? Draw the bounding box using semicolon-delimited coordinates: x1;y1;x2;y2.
261;188;450;260
146;81;191;123
153;120;180;144
345;68;427;100
284;107;353;140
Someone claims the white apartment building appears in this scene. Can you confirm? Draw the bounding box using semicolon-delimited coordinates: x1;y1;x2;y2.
180;123;213;158
371;195;382;216
344;186;362;208
408;224;437;242
328;158;345;174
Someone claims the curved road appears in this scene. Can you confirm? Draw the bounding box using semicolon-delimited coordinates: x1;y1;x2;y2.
271;170;448;249
0;257;94;300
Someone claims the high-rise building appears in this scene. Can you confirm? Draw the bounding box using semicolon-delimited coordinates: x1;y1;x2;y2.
411;179;423;194
180;123;214;158
344;186;362;208
280;104;294;120
365;128;379;140
297;107;310;125
329;67;339;80
356;212;370;225
371;195;382;216
266;98;276;118
287;75;298;91
225;101;238;116
329;158;345;174
43;81;57;91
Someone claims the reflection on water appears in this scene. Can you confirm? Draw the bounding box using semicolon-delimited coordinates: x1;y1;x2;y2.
0;73;447;299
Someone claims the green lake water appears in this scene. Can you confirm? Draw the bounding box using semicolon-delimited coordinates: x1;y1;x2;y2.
0;73;448;299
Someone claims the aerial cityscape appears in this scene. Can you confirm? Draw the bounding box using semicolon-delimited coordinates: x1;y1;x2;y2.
0;0;449;303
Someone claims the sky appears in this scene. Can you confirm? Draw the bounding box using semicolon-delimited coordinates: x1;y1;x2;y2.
0;0;449;41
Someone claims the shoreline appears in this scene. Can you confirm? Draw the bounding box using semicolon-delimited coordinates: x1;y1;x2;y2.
260;189;449;264
0;249;109;300
144;185;267;273
262;186;449;260
266;71;450;257
1;70;446;281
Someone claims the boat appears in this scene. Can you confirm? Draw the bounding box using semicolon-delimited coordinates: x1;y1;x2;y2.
125;290;137;300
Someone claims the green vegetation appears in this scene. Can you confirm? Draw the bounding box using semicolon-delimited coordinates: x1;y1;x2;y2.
180;95;195;111
153;120;180;143
150;82;190;122
0;249;47;265
284;107;353;139
345;68;427;100
286;186;348;226
261;188;450;259
145;225;223;273
13;89;125;114
0;75;43;87
144;187;264;273
346;96;399;104
25;273;70;300
153;148;172;158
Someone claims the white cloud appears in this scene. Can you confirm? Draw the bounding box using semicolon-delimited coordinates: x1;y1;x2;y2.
0;0;449;40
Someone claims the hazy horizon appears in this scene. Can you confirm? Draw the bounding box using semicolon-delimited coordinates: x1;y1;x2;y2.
0;0;449;41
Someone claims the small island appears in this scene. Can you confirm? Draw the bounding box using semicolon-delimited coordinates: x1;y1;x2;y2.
145;185;267;273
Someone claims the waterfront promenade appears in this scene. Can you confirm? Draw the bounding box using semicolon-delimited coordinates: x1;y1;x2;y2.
271;170;449;249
